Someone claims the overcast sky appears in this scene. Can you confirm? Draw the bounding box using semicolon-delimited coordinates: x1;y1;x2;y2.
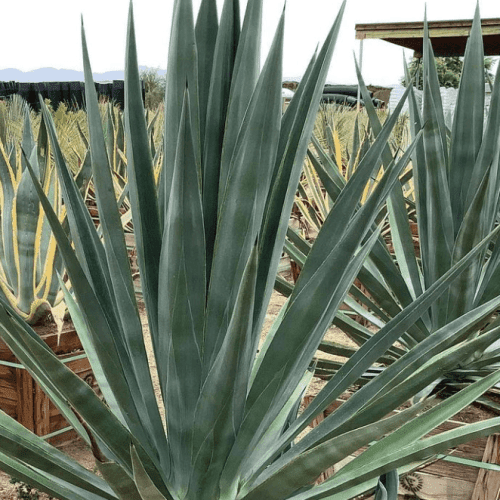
2;0;498;87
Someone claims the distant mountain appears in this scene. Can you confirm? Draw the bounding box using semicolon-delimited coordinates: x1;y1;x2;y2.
0;66;167;82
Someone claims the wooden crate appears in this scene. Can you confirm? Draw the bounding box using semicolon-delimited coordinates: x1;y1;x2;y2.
303;396;500;500
0;324;96;446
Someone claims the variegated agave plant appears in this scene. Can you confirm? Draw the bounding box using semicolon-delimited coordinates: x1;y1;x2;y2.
2;1;500;500
0;98;90;324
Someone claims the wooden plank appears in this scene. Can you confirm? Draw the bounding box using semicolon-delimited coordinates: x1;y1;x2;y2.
471;434;500;500
16;368;34;432
34;384;50;437
421;458;479;484
399;471;473;500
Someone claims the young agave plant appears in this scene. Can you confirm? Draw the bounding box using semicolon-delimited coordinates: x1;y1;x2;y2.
0;98;91;324
2;1;500;499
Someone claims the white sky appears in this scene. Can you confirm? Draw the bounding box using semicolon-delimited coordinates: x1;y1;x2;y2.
2;0;499;86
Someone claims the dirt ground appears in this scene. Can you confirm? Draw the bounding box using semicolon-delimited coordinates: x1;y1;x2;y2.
0;284;494;499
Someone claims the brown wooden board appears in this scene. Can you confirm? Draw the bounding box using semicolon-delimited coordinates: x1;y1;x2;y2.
0;324;97;447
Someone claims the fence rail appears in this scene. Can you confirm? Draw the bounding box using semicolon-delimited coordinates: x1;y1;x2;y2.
0;80;145;112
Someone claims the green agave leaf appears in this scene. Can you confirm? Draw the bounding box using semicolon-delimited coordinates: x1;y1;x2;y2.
354;58;424;309
335;365;500;478
295;414;500;500
354;58;430;339
464;50;500;214
240;400;427;500
446;167;490;322
423;10;449;170
249;222;500;477
0;450;112;500
22;150;167;482
161;0;201;223
0;410;115;499
97;461;142;500
290;83;413;306
189;246;258;499
240;225;384;483
202;0;240;281
158;90;205;493
217;0;263;209
334;325;500;441
203;8;283;373
56;275;126;425
82;14;168;466
374;470;398;500
422;79;454;329
195;0;218;145
240;368;314;479
254;2;346;344
448;4;484;229
131;446;170;500
0;300;135;474
123;1;162;360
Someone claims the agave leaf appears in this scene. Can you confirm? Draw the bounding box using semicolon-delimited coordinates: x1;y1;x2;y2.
131;446;170;500
240;400;428;500
97;461;142;500
0;410;114;499
0;300;135;473
123;2;163;357
189;246;258;499
446;167;490;322
0;141;17;293
22;150;165;473
195;0;218;145
202;0;241;280
82;14;169;464
328;370;500;496
0;450;111;500
203;8;283;373
57;274;126;425
253;1;346;344
354;58;424;307
448;4;484;228
239;225;384;483
422;78;453;329
217;0;263;209
160;0;201;223
158;90;205;492
15;145;40;314
248;223;500;477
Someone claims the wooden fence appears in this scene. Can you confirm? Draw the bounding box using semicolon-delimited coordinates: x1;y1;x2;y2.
0;80;145;112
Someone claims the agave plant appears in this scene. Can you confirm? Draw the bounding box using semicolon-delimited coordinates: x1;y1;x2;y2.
285;7;500;393
2;1;500;500
0;97;91;324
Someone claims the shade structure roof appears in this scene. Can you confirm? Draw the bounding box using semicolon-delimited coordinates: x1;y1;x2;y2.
355;18;500;58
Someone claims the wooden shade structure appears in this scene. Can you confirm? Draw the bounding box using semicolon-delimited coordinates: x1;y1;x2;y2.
355;18;500;58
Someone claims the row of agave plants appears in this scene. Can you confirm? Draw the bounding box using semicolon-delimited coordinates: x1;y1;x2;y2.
0;93;162;323
0;1;500;499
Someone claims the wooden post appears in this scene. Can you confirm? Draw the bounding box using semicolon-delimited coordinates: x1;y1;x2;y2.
471;434;500;500
16;368;34;432
34;384;51;437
